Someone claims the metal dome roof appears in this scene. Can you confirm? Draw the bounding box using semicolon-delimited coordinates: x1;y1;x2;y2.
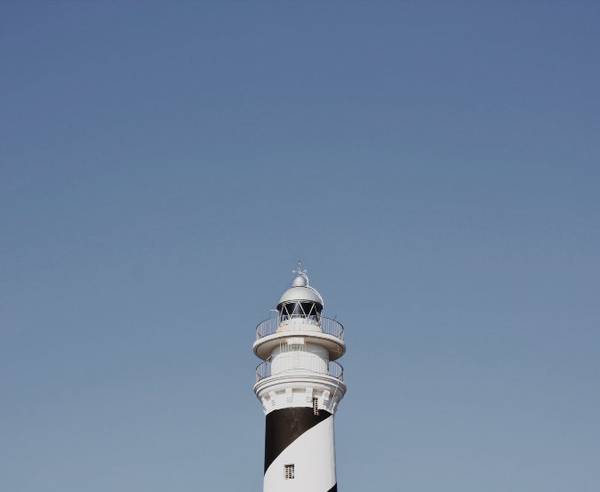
277;285;324;307
276;264;324;307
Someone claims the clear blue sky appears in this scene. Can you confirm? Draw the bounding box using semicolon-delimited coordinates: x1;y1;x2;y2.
1;2;599;491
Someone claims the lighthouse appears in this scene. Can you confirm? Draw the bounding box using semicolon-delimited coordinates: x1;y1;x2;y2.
253;264;347;492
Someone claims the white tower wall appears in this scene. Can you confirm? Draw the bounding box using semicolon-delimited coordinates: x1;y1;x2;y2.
271;342;329;376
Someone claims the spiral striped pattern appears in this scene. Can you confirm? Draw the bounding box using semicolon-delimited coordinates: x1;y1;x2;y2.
264;407;338;492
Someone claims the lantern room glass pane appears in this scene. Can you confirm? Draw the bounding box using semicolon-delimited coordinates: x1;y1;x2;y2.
279;301;322;322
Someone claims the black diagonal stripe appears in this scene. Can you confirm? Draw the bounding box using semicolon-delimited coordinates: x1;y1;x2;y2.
328;484;337;492
264;407;332;473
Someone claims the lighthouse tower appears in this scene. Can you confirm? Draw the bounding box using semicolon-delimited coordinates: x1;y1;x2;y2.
253;264;347;492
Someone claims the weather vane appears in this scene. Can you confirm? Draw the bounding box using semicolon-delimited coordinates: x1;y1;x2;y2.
293;259;308;281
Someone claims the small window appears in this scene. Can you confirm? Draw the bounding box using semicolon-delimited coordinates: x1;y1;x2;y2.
284;464;295;480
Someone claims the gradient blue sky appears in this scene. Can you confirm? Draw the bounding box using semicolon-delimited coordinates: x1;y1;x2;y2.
1;2;599;491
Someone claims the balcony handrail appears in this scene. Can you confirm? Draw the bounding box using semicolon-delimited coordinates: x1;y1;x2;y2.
255;316;344;341
255;360;344;383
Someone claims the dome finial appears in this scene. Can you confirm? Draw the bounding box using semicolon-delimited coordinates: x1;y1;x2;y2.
292;259;309;287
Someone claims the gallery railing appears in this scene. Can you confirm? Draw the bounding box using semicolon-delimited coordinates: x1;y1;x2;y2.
255;316;344;341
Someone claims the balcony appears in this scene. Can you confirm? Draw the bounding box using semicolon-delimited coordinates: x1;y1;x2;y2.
255;359;344;383
255;316;344;341
253;315;346;362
